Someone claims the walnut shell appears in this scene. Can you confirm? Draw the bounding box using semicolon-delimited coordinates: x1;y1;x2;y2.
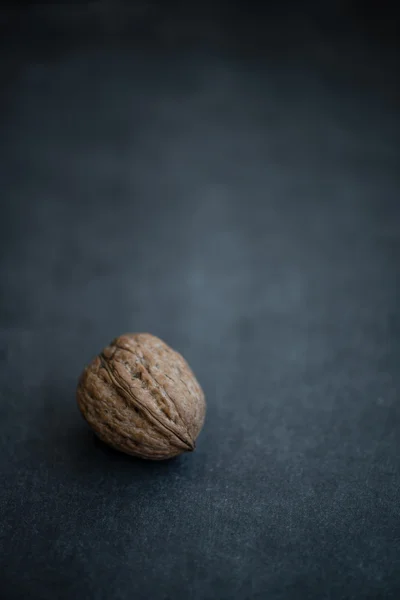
77;333;206;460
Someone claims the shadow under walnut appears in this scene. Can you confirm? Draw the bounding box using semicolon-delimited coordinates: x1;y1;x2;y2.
76;333;206;460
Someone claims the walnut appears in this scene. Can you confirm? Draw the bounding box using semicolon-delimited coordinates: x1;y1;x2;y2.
76;333;206;460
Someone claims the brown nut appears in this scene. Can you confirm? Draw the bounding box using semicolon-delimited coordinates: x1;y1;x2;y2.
77;333;206;460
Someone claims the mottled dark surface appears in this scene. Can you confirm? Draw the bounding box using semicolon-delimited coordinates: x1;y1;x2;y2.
1;3;400;599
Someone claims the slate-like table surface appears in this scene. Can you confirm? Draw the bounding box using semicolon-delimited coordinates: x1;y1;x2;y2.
1;4;399;599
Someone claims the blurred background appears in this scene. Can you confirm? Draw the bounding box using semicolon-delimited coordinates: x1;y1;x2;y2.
1;2;399;599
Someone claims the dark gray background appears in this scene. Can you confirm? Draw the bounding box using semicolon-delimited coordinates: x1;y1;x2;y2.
1;2;399;599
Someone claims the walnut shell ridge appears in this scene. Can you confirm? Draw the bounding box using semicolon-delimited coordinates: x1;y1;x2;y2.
77;333;206;460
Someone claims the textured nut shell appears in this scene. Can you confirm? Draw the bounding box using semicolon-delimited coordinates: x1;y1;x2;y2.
77;333;206;460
